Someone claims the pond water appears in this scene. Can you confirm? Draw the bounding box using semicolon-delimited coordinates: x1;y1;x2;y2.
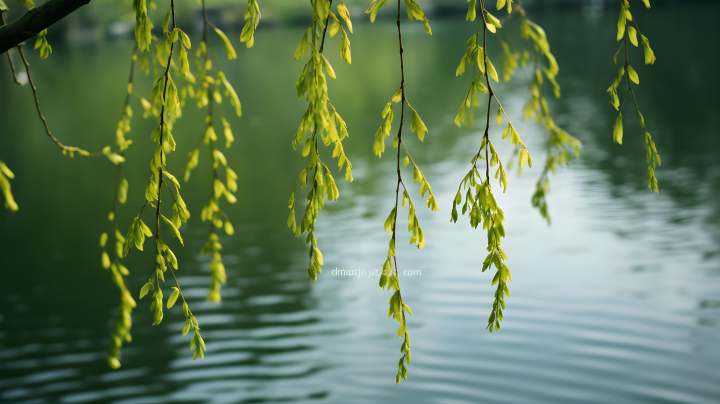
1;3;719;404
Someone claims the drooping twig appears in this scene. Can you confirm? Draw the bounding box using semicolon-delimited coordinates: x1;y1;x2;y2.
0;11;21;84
17;44;100;156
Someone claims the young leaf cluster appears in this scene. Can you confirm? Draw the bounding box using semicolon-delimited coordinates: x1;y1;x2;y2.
240;0;261;48
34;29;51;59
451;172;511;333
133;0;154;52
14;0;52;58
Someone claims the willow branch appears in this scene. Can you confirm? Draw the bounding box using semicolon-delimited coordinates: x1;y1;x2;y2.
391;0;406;320
479;0;493;183
319;0;333;53
110;46;136;219
623;29;641;114
17;44;101;155
0;0;92;55
156;0;176;250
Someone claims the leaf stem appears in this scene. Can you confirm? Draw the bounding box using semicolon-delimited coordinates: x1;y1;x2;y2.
392;0;407;331
319;0;333;53
479;0;493;183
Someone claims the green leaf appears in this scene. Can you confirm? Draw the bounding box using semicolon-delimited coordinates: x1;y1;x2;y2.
322;55;336;79
424;19;432;35
179;28;191;49
225;221;234;235
118;178;128;204
613;113;623;144
178;47;193;82
641;35;656;65
294;28;310;61
213;26;237;60
519;148;529;169
368;0;387;22
314;248;324;265
140;282;154;299
486;56;499;82
165;75;179;116
455;104;466;127
163;170;181;190
617;8;626;42
502;123;511;141
216;72;240;117
628;65;639;85
139;219;152;237
329;13;340;37
456;55;467;76
135;13;153;52
384;207;396;234
102;146;126;165
162;214;184;245
486;11;502;29
167;288;180;308
162;8;170;32
409;106;428;141
240;0;261;48
340;27;352;64
466;0;476;20
101;251;111;268
100;232;108;247
336;2;353;33
628;26;638;47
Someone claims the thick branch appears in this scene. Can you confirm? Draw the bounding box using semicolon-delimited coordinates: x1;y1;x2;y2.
0;0;92;55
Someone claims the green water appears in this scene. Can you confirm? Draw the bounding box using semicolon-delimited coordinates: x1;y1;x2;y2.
1;4;720;403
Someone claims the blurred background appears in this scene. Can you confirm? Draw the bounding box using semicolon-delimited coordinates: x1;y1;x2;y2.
1;0;719;403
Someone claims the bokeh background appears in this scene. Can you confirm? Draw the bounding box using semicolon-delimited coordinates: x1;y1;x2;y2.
1;0;719;403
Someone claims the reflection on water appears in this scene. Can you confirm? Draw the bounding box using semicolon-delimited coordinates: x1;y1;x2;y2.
1;3;720;404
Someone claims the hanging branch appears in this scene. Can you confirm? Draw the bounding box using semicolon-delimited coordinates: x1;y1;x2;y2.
178;0;243;303
367;0;436;384
491;4;581;225
287;0;354;282
103;45;137;369
607;0;659;192
452;0;531;334
15;43;125;164
122;0;203;361
1;10;21;84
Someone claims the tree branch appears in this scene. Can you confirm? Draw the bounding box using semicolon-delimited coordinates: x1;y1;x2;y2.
0;0;92;55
